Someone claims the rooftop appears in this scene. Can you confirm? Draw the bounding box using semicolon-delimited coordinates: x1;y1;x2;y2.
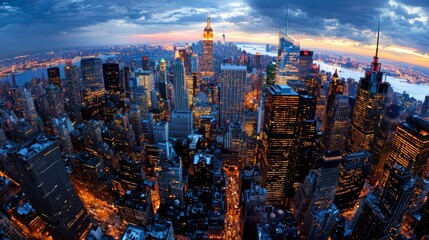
122;224;145;240
14;136;55;161
269;84;298;96
220;64;247;71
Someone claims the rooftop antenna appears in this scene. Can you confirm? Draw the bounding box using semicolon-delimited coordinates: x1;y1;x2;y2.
375;17;380;58
285;5;289;36
371;17;381;72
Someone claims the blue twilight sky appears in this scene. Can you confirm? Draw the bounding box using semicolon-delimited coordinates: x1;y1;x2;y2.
0;0;428;67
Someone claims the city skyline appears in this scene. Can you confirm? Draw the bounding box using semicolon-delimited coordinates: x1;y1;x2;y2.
1;1;428;68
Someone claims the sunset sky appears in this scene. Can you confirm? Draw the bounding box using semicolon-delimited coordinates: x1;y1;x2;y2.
0;0;428;68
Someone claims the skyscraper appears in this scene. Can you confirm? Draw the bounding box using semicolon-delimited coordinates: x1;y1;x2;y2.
81;58;105;119
219;64;247;124
102;63;121;95
300;154;340;240
261;84;299;205
347;24;390;152
367;104;401;185
334;151;371;212
202;17;214;76
142;56;150;71
277;31;300;85
352;163;415;239
323;71;351;152
47;67;62;89
421;95;429;117
173;58;189;111
266;61;277;87
64;62;82;122
381;115;429;186
9;136;91;239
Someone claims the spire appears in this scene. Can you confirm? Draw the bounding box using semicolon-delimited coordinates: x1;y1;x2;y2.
206;16;211;28
333;69;338;78
371;17;381;72
375;17;380;58
285;5;289;36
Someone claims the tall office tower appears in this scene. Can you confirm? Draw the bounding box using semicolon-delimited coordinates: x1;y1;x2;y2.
153;121;169;144
159;58;168;82
81;58;105;120
421;95;429;117
292;170;317;223
277;31;300;85
52;117;75;156
9;136;91;239
111;113;136;153
122;66;131;99
300;154;340;240
21;88;38;123
219;64;247;124
266;61;277;87
367;104;401;185
352;163;415;239
47;67;62;89
381;115;429;186
44;84;66;119
334;151;371;212
133;86;150;116
191;53;199;73
323;71;351;152
202;17;214;76
173;58;189;111
135;68;155;108
298;50;313;79
347;25;390;153
261;84;299;206
64;62;82;122
129;104;143;144
142;56;150;71
102;63;121;98
295;93;317;182
169;110;193;139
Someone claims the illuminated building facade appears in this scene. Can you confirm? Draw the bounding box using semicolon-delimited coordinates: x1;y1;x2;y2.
47;67;62;89
9;136;90;239
173;58;189;111
296;93;317;182
347;28;390;153
64;62;82;122
298;50;313;79
102;63;121;96
277;31;300;85
142;56;150;71
266;61;276;87
261;84;299;205
202;17;214;76
81;58;105;120
352;163;414;239
219;64;247;124
323;71;350;152
367;104;401;185
381;115;429;186
334;150;371;212
300;154;340;240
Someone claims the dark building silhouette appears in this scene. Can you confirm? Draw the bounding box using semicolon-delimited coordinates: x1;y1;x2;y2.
47;67;62;89
8;136;91;239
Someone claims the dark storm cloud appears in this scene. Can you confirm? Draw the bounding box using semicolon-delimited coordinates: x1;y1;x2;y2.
244;0;429;52
0;0;428;57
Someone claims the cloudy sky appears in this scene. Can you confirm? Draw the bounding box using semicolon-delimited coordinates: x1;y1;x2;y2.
0;0;428;67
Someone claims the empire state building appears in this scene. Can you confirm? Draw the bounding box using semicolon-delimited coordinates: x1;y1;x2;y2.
202;17;214;76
